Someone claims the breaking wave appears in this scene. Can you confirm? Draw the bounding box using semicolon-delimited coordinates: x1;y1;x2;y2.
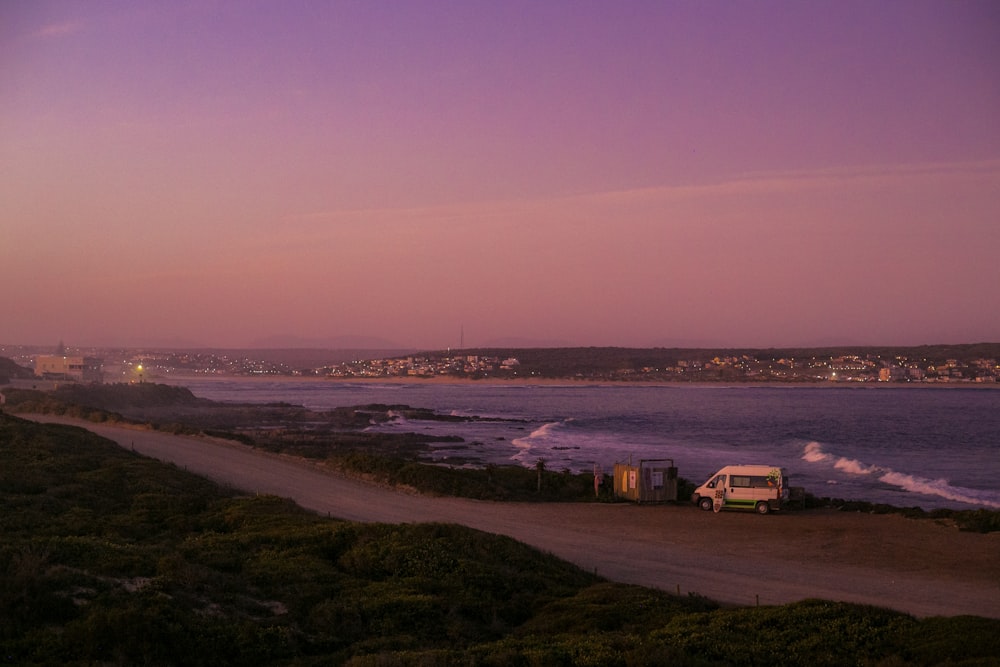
512;420;572;457
514;420;568;445
801;441;1000;509
510;419;632;471
362;410;410;430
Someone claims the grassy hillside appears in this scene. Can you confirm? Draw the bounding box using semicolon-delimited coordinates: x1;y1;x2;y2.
2;412;999;665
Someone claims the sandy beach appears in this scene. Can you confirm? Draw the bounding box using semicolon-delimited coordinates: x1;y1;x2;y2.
28;416;1000;619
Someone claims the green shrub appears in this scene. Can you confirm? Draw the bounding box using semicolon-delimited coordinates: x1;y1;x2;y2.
652;600;917;666
892;615;1000;664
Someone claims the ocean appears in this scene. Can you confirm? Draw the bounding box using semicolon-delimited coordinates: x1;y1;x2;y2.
168;378;1000;511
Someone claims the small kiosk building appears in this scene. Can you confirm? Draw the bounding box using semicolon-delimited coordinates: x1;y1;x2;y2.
613;458;678;503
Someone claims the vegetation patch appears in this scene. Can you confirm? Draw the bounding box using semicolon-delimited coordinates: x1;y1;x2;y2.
2;412;999;665
802;497;1000;533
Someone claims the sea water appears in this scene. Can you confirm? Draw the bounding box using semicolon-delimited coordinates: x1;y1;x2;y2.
169;379;1000;511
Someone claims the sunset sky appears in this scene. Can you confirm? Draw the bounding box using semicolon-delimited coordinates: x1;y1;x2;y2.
3;1;998;350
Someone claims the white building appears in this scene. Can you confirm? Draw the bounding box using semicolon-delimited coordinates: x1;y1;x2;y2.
34;355;104;383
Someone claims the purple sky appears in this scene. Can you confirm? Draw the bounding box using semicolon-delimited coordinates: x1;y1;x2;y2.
3;1;999;349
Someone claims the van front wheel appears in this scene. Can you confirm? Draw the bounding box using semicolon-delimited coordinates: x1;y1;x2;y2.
755;501;770;515
698;497;714;512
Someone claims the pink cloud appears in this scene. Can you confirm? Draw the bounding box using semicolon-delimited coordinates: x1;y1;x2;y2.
33;21;84;38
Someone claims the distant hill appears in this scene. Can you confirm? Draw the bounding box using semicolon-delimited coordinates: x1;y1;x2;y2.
441;343;1000;376
49;382;209;410
0;356;34;382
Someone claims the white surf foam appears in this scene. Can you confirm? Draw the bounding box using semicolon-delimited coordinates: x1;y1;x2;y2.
362;410;410;429
509;419;643;470
801;441;1000;509
511;420;570;457
801;441;830;463
877;471;1000;509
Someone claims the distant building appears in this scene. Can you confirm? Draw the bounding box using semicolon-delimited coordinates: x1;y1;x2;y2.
35;355;104;383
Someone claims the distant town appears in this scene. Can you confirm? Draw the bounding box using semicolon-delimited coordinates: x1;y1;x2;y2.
2;342;999;386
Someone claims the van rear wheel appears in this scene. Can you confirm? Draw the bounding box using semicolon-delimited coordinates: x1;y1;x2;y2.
755;501;770;515
698;497;714;512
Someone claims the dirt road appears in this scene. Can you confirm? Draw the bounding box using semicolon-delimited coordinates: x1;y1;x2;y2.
31;417;1000;618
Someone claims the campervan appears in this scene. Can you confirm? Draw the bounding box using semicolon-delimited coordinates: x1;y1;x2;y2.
692;465;789;514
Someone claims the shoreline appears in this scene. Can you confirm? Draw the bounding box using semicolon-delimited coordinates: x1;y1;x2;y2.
7;377;997;513
122;373;1000;389
8;368;998;390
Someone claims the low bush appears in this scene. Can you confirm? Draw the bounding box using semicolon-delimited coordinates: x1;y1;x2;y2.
804;494;1000;533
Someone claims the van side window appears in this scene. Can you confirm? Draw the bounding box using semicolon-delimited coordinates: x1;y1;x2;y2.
731;475;751;488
